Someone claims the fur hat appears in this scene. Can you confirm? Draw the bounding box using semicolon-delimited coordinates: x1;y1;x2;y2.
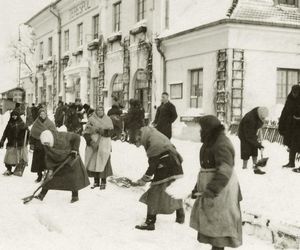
40;130;54;147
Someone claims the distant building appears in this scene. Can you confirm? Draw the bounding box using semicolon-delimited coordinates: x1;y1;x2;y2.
0;87;25;114
158;0;300;123
24;0;300;124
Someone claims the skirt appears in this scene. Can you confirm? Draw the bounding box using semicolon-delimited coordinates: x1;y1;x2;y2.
197;232;242;248
4;147;28;165
139;181;183;215
87;157;113;178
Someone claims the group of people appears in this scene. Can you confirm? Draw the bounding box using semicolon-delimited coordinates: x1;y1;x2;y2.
0;92;245;250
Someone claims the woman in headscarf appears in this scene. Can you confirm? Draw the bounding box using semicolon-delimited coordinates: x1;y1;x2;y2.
83;106;114;190
34;130;90;203
30;108;57;182
134;126;184;231
0;110;29;176
190;115;242;250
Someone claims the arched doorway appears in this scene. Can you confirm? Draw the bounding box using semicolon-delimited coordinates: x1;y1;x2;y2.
133;69;150;112
111;73;124;106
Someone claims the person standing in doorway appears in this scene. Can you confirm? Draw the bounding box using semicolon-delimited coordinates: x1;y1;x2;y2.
153;92;177;139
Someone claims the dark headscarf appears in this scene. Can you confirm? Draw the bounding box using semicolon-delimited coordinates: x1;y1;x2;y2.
199;115;224;145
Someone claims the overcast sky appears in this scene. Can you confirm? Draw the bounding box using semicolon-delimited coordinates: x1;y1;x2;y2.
0;0;52;92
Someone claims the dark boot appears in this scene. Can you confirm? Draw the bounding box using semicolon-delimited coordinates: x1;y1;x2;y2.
91;177;100;189
175;208;185;224
35;172;43;183
3;165;13;176
34;189;48;201
212;247;224;250
100;178;106;190
71;191;79;203
283;150;296;168
135;214;156;231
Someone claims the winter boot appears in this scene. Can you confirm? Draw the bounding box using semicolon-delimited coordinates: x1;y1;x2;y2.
100;178;106;190
35;173;43;183
212;247;224;250
135;215;156;231
91;177;100;189
175;208;185;224
282;162;295;168
3;170;13;176
71;191;79;203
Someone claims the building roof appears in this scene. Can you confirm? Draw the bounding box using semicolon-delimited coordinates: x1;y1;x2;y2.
0;87;25;95
230;0;300;25
24;0;61;25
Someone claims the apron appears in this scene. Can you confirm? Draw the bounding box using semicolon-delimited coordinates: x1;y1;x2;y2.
190;168;242;238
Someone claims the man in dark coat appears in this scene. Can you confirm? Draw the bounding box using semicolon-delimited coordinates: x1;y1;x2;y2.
35;130;90;203
54;101;65;128
279;85;300;168
153;92;177;139
65;103;83;135
31;104;39;122
125;99;145;143
238;107;268;174
107;104;123;140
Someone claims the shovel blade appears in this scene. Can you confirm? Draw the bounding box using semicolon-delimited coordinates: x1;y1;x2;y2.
22;195;34;204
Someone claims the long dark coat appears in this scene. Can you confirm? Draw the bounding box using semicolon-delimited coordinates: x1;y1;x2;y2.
43;132;90;191
238;107;263;160
190;122;242;248
65;105;83;134
1;113;28;148
30;137;47;173
54;105;65;128
279;93;300;147
154;101;177;139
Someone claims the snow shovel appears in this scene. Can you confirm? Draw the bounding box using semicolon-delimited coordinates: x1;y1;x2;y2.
255;149;269;168
22;156;78;204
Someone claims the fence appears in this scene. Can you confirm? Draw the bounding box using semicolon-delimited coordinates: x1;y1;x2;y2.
229;120;284;145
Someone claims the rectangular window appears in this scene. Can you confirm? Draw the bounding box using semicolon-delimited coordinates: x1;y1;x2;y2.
39;42;44;60
137;0;146;21
48;37;53;57
93;14;99;39
278;0;297;6
113;2;121;32
165;0;169;29
64;30;69;51
77;23;83;46
277;68;299;104
190;69;203;108
170;83;183;99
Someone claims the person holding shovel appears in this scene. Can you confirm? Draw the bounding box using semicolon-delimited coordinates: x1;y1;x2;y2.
0;110;29;176
238;107;269;174
134;126;185;231
83;106;114;190
190;115;243;250
34;130;90;203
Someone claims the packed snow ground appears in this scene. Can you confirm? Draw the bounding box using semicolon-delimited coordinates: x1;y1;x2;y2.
0;112;290;250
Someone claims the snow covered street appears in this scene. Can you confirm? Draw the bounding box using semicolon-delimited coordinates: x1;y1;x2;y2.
0;135;282;250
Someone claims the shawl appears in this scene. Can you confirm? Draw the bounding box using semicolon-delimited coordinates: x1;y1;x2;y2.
30;117;57;140
84;113;113;134
141;127;176;158
84;113;113;173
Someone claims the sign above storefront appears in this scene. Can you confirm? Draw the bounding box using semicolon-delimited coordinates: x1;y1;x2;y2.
69;0;91;20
